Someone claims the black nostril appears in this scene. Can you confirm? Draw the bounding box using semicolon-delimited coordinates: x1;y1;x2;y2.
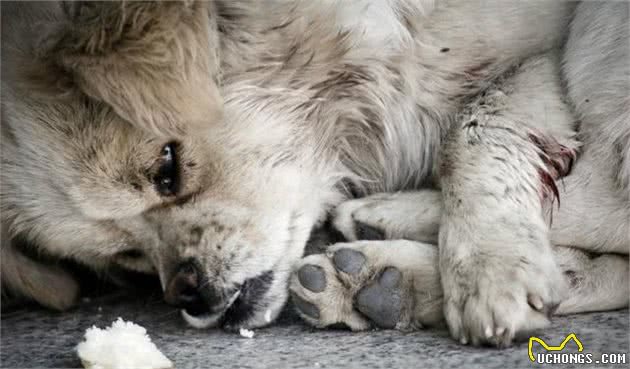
178;285;201;305
164;261;203;309
164;261;239;316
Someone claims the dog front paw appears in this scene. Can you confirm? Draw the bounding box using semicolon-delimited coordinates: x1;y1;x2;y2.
440;249;566;347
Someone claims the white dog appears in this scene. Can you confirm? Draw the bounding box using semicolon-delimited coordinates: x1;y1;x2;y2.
2;1;627;347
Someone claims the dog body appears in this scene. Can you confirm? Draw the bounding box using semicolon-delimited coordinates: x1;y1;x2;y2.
2;1;628;344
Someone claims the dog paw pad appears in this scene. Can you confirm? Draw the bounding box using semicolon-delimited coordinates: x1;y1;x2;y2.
355;267;403;328
291;292;320;319
297;264;327;292
332;248;366;275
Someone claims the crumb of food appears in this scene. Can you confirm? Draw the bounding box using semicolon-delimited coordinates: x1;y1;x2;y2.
264;309;272;323
239;328;255;338
77;317;173;369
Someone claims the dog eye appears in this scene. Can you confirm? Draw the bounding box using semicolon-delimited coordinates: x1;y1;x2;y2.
154;142;180;196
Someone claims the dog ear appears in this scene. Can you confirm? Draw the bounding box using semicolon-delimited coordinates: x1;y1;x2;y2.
44;1;223;138
1;233;79;311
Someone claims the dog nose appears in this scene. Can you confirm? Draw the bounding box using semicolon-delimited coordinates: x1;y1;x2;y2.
164;261;237;315
164;261;202;309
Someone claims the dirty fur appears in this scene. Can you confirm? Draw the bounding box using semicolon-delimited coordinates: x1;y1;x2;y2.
1;0;628;345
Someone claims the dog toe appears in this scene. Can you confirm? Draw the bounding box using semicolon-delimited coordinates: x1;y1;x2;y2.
290;291;320;319
332;248;366;275
297;264;327;292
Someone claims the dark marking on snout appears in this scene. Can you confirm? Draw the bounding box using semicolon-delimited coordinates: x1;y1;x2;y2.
210;220;225;233
190;226;203;244
222;271;274;328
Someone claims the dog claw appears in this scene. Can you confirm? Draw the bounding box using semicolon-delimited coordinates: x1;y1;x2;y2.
495;327;505;336
528;293;544;311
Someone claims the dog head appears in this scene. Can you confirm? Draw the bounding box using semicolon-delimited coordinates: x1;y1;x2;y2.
1;1;339;328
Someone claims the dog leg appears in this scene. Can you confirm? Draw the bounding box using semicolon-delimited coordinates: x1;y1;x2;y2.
438;54;580;347
332;190;442;244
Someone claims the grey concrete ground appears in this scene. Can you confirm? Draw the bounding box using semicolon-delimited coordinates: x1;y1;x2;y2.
1;290;628;369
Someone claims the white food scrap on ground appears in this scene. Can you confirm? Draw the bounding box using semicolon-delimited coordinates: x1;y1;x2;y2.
239;328;255;338
77;317;173;369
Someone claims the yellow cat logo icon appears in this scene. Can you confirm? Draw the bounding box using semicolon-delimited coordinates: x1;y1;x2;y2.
528;333;584;362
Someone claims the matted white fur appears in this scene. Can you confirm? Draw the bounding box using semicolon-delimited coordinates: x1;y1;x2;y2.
76;318;172;369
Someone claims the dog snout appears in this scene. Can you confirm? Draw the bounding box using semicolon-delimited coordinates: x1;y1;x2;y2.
164;260;238;315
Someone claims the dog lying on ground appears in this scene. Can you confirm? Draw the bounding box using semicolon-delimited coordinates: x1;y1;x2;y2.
2;1;628;347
